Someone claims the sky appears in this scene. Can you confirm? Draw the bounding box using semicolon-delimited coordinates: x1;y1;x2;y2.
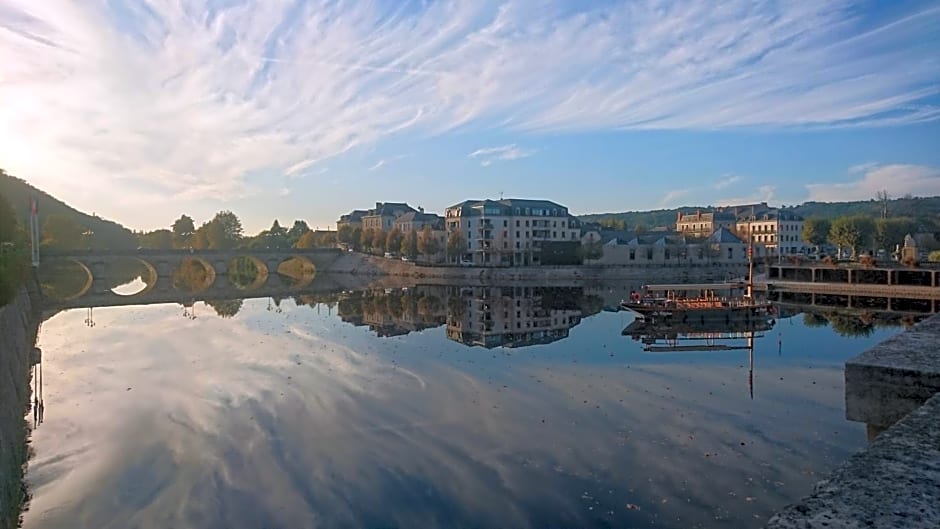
1;0;939;234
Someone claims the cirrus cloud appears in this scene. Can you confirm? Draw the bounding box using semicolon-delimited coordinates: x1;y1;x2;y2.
0;0;938;218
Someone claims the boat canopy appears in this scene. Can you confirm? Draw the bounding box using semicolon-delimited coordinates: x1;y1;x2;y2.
641;282;747;292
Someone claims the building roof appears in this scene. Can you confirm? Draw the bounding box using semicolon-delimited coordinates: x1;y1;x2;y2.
707;227;744;244
365;202;416;217
395;211;444;225
338;209;368;222
445;198;570;217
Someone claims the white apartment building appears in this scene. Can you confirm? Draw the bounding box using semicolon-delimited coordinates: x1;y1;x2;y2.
444;199;581;266
736;211;806;257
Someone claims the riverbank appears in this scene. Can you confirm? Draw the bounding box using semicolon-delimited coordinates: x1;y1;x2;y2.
766;313;940;528
331;253;747;283
0;279;40;529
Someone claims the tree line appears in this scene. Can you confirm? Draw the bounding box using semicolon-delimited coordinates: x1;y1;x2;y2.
800;215;939;260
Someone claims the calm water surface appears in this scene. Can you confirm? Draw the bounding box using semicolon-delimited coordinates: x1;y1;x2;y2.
24;282;907;529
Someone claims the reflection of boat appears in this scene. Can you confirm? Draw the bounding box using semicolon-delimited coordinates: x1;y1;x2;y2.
622;316;774;351
620;282;772;321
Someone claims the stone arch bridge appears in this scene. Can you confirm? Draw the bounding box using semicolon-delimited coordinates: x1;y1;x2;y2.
40;248;344;309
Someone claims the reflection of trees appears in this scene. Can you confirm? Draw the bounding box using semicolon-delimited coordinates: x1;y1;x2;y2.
417;295;442;317
230;257;266;289
802;312;830;328
825;311;875;337
173;259;212;293
206;299;243;318
578;295;605;317
105;259;153;289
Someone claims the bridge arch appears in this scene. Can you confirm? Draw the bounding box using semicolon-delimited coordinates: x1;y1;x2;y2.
227;255;270;291
270;255;318;289
39;258;94;301
171;257;217;294
107;257;159;297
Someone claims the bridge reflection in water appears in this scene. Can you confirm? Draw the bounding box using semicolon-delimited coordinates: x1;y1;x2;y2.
39;248;342;310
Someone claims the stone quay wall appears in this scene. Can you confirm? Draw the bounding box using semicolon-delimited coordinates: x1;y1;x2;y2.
0;280;40;529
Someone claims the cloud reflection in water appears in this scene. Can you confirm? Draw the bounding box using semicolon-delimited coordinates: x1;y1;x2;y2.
25;297;875;528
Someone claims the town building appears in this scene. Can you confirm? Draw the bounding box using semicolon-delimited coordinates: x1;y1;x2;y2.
393;209;444;233
444;199;581;266
676;210;737;238
336;209;368;231
735;210;805;257
360;202;417;232
583;227;750;266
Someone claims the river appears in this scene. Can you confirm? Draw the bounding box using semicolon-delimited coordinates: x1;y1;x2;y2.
21;279;921;529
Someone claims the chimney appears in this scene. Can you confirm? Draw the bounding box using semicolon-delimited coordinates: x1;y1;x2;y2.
375;202;382;209
419;206;424;213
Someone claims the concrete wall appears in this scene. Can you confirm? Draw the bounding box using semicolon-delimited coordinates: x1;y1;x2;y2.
0;282;39;529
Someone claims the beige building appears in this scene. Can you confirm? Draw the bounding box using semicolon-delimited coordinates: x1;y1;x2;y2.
444;198;581;266
360;202;417;232
584;228;749;266
676;210;737;238
393;209;444;233
336;209;368;231
735;211;805;257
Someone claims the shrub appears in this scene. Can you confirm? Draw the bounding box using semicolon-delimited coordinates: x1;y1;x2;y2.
929;250;940;263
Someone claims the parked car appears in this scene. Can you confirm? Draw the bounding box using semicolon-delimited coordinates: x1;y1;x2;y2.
384;252;394;259
401;256;411;262
459;258;473;266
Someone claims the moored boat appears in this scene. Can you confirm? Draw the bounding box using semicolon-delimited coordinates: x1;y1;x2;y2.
621;282;772;321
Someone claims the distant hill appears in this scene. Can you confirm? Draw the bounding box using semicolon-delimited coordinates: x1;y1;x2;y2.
0;169;136;249
581;196;940;229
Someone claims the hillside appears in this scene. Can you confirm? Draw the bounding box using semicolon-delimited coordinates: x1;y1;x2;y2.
581;196;940;229
0;169;136;249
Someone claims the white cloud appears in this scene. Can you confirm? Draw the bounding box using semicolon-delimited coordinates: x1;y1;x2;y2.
807;164;940;202
658;189;692;208
713;174;741;190
468;144;535;166
0;0;937;220
368;155;405;172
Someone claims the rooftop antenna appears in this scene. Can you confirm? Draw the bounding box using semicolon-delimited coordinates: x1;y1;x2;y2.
499;191;504;200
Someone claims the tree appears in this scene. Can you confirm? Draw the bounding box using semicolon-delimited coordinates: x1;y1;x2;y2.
828;215;874;258
196;211;243;249
42;214;86;250
876;190;889;219
337;225;354;245
371;229;385;253
401;230;418;259
287;220;309;245
295;230;316;249
447;230;466;261
385;228;403;255
171;214;196;248
874;217;915;254
351;226;363;251
206;299;243;318
0;191;20;242
801;218;830;249
361;228;375;252
417;225;440;263
138;229;173;249
265;219;289;249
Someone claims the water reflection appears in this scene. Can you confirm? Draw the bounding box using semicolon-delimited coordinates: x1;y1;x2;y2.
23;278;930;529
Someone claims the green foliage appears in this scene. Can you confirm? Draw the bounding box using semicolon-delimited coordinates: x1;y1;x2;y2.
801;218;830;247
385;228;403;255
286;220;309;246
828;215;874;257
171;214;195;248
360;228;375;252
0;247;28;306
598;217;626;230
874;217;916;252
337;224;354;245
206;299;243;318
1;169;136;249
42;213;86;250
0;190;22;243
401;230;418;259
193;210;244;250
138;229;173;249
417;225;440;261
371;229;385;253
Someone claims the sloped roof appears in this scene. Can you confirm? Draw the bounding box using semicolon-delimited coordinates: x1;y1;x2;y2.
707;227;743;243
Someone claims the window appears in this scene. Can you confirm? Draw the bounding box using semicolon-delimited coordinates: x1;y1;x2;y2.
629;249;636;260
516;241;520;249
503;220;508;227
516;220;520;227
553;221;557;228
727;247;733;259
665;248;670;260
516;231;520;238
561;232;566;239
646;248;653;259
553;231;557;238
525;220;529;227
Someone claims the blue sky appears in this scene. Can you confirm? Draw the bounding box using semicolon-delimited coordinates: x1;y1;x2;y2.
1;0;939;233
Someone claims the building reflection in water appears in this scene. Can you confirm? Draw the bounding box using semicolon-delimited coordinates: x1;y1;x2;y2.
335;284;596;347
